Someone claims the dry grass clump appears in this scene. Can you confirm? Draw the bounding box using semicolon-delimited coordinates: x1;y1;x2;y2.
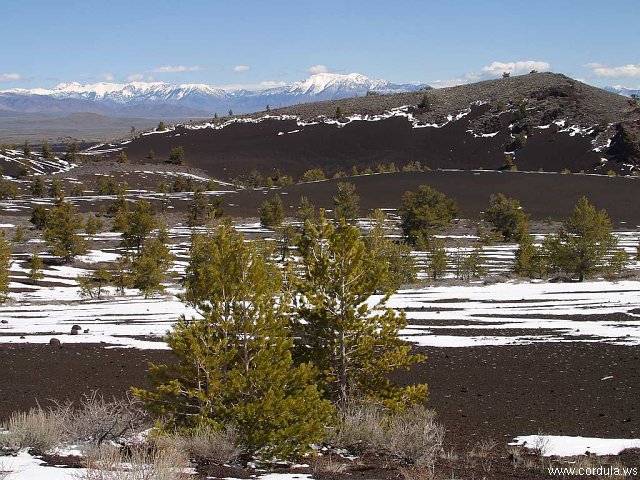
76;443;189;480
156;427;241;465
312;455;349;474
0;408;64;452
330;401;444;472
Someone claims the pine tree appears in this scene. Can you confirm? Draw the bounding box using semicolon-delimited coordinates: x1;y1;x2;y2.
64;141;77;162
23;140;31;158
301;168;326;183
48;178;63;198
77;267;112;299
295;196;316;228
259;195;284;228
13;226;25;243
0;232;11;303
117;151;129;164
425;238;448;280
27;249;44;285
363;210;416;291
485;193;529;241
295;213;428;408
41;141;53;159
167;146;185;165
109;255;133;295
187;188;209;227
131;225;173;298
85;215;103;236
133;225;333;459
157;122;167;131
30;177;46;197
30;205;49;229
43;200;88;262
146;150;156;160
545;196;621;281
399;185;460;245
121;200;157;254
333;182;360;222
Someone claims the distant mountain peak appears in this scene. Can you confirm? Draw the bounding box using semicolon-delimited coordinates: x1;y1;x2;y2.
0;73;429;117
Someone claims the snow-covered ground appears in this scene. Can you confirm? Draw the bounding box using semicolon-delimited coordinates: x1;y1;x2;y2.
510;435;640;457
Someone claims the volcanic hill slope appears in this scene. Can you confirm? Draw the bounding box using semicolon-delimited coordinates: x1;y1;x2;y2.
93;72;640;181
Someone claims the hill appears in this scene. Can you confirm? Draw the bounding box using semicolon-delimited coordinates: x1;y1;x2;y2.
93;72;640;181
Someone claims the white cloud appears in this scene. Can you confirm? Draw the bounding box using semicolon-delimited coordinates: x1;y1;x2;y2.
215;80;287;91
102;73;115;81
127;73;145;82
233;65;250;73
430;60;551;89
148;65;203;74
0;73;21;82
586;63;640;78
307;64;329;75
480;60;551;76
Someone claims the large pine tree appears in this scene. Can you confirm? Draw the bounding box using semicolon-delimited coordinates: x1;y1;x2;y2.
133;224;333;459
295;213;428;409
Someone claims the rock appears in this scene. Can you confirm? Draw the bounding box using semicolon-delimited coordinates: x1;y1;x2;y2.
49;338;61;346
19;336;25;339
71;324;82;331
70;329;79;335
1;319;8;324
84;329;90;334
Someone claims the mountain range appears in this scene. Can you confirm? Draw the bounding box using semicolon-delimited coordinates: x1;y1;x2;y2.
605;85;640;98
0;73;429;118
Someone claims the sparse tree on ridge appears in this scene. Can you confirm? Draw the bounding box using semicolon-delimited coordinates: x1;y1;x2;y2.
167;146;185;165
30;177;46;197
41;141;53;159
120;200;157;254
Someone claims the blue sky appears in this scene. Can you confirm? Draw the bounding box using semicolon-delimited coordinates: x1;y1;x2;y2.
1;0;639;90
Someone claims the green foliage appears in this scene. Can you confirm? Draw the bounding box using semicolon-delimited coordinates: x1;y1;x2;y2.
146;150;156;160
485;193;529;241
97;177;126;196
417;94;432;110
363;210;417;291
30;205;49;230
48;178;63;198
120;200;157;254
259;195;284;228
0;232;11;303
333;182;360;222
23;140;31;158
70;184;84;197
157;122;167;131
109;255;133;296
30;177;46;197
64;141;77;162
248;169;263;188
295;214;428;409
0;180;18;200
451;244;487;281
275;224;298;262
335;106;343;119
12;226;25;243
41;141;53;159
85;215;104;236
77;267;112;299
399;185;460;245
167;146;185;165
301;168;326;183
117;151;129;164
424;238;448;280
544;196;623;281
43;200;88;262
295;196;317;228
187;188;210;227
26;249;44;284
134;225;333;459
131;230;173;298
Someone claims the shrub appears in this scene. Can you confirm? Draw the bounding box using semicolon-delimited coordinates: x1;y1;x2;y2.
259;195;284;228
0;408;64;453
399;185;460;244
158;427;240;465
484;193;529;242
78;443;188;480
301;168;326;183
167;146;185;165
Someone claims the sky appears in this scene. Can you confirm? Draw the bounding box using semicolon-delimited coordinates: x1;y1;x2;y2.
1;0;639;90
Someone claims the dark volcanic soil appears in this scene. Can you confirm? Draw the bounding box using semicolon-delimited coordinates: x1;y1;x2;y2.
1;342;638;453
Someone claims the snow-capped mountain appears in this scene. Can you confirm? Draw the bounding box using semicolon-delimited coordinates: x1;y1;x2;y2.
0;73;429;118
605;85;640;98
